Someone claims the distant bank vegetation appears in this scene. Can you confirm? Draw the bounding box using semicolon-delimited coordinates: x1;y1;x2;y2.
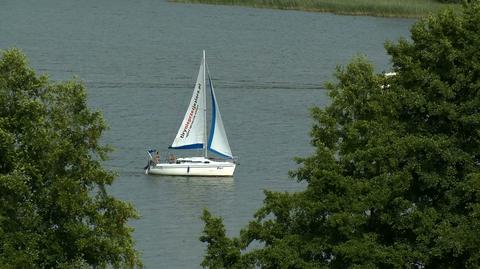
171;0;460;18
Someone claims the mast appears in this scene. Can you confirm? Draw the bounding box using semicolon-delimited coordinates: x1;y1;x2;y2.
203;50;208;158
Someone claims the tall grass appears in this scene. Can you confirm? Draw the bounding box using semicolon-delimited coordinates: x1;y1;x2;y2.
172;0;458;18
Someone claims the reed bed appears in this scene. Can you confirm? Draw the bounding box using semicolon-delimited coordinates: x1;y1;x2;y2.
172;0;458;18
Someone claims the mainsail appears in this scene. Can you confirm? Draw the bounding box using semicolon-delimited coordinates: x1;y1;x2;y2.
170;57;206;149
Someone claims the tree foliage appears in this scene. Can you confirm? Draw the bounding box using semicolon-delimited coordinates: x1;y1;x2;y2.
0;49;142;268
201;1;480;268
436;0;462;4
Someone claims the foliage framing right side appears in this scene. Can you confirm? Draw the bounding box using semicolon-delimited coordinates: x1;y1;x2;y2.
200;1;480;268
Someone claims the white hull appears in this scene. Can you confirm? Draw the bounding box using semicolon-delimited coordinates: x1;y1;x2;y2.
146;157;235;177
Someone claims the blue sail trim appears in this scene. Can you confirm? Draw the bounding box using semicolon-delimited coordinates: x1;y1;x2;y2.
169;143;203;149
208;147;233;159
207;76;216;150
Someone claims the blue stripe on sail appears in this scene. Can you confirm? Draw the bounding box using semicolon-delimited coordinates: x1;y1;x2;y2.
208;147;233;159
169;143;203;149
207;76;216;150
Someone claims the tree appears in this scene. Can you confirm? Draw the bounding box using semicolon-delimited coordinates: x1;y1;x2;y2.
0;49;142;268
436;0;462;4
200;1;480;268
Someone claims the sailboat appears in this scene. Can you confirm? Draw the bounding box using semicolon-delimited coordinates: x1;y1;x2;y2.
145;50;236;176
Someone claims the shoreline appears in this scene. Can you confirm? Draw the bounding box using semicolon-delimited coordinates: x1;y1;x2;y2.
170;0;458;19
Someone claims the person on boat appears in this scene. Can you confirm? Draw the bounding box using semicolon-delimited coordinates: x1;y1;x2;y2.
155;151;160;164
168;153;176;163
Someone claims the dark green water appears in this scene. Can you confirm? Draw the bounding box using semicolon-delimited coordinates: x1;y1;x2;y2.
1;0;413;267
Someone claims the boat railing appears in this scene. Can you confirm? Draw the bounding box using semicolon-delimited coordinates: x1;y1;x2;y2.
207;156;239;164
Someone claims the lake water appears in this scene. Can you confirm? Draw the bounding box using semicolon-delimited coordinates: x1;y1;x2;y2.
0;0;414;267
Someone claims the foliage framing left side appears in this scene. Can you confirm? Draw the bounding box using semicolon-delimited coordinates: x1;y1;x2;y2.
0;49;141;268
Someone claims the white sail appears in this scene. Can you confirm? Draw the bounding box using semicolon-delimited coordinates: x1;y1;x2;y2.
207;77;233;159
170;57;206;149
